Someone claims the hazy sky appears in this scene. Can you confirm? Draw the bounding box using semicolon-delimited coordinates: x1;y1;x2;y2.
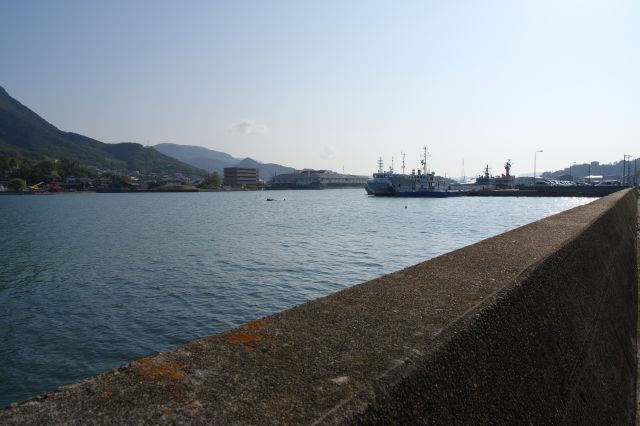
1;0;638;177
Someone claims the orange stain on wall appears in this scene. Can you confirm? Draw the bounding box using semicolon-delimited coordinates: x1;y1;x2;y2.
246;319;268;330
136;358;184;380
227;333;263;344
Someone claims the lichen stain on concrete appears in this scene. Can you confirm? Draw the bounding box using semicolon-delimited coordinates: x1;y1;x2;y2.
342;355;354;363
135;357;184;380
227;333;263;344
245;319;268;330
331;376;350;385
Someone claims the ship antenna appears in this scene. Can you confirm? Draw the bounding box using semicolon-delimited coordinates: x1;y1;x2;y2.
390;156;394;173
461;159;465;182
421;146;430;175
401;152;406;175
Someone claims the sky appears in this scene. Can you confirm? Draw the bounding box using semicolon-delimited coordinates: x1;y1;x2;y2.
1;0;638;177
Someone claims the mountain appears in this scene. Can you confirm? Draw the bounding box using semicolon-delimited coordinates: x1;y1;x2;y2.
234;157;295;179
0;86;206;177
153;143;296;179
154;143;241;172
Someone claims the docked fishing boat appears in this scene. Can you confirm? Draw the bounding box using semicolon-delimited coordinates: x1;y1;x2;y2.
364;160;395;196
365;148;466;197
450;161;516;191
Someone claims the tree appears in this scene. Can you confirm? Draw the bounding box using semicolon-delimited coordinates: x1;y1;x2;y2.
198;172;221;189
0;156;11;177
50;170;62;182
31;159;57;182
8;178;26;191
16;159;33;180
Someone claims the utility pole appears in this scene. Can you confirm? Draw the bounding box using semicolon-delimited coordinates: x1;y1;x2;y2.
623;154;633;186
533;150;543;186
569;162;576;181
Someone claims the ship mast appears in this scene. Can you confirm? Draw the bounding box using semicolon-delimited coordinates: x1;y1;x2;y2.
377;157;384;173
504;159;512;177
421;146;430;175
401;152;406;175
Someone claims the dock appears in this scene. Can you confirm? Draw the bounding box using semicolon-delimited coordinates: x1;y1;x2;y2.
467;186;629;197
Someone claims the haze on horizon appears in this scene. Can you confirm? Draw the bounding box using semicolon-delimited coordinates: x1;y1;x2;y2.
1;0;638;178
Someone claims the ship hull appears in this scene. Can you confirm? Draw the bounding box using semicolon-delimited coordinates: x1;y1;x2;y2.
394;190;466;198
365;177;395;196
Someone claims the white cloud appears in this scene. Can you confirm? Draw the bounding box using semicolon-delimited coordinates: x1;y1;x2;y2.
231;119;269;135
319;146;335;160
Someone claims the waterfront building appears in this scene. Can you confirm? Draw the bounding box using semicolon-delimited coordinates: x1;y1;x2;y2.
267;169;368;189
223;167;260;189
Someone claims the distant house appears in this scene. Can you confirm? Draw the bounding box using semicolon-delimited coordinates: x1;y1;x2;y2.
96;177;113;189
579;175;603;185
223;167;260;189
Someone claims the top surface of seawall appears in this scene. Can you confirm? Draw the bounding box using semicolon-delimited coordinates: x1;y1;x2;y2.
2;189;637;425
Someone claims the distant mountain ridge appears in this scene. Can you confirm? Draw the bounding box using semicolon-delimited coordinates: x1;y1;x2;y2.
153;143;296;179
153;143;241;172
0;86;206;177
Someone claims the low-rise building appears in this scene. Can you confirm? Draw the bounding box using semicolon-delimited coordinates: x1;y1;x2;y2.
267;169;368;189
223;167;260;189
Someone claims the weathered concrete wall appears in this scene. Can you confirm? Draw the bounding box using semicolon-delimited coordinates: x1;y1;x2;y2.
1;189;637;425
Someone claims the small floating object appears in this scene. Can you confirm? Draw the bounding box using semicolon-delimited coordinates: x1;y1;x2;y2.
266;198;275;201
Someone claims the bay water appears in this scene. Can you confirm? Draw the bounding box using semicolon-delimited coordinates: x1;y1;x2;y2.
0;190;592;407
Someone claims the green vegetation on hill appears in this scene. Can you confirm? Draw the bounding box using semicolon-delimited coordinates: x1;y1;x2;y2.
0;86;206;177
1;157;96;183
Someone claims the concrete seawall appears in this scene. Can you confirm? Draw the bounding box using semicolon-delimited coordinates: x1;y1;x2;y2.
2;189;637;424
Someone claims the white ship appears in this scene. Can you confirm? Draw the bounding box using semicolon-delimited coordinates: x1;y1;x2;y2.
365;148;463;197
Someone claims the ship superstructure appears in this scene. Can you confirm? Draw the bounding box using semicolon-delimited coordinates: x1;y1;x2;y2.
452;160;515;190
366;147;457;197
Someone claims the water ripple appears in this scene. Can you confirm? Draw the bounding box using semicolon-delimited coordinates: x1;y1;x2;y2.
0;190;592;406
